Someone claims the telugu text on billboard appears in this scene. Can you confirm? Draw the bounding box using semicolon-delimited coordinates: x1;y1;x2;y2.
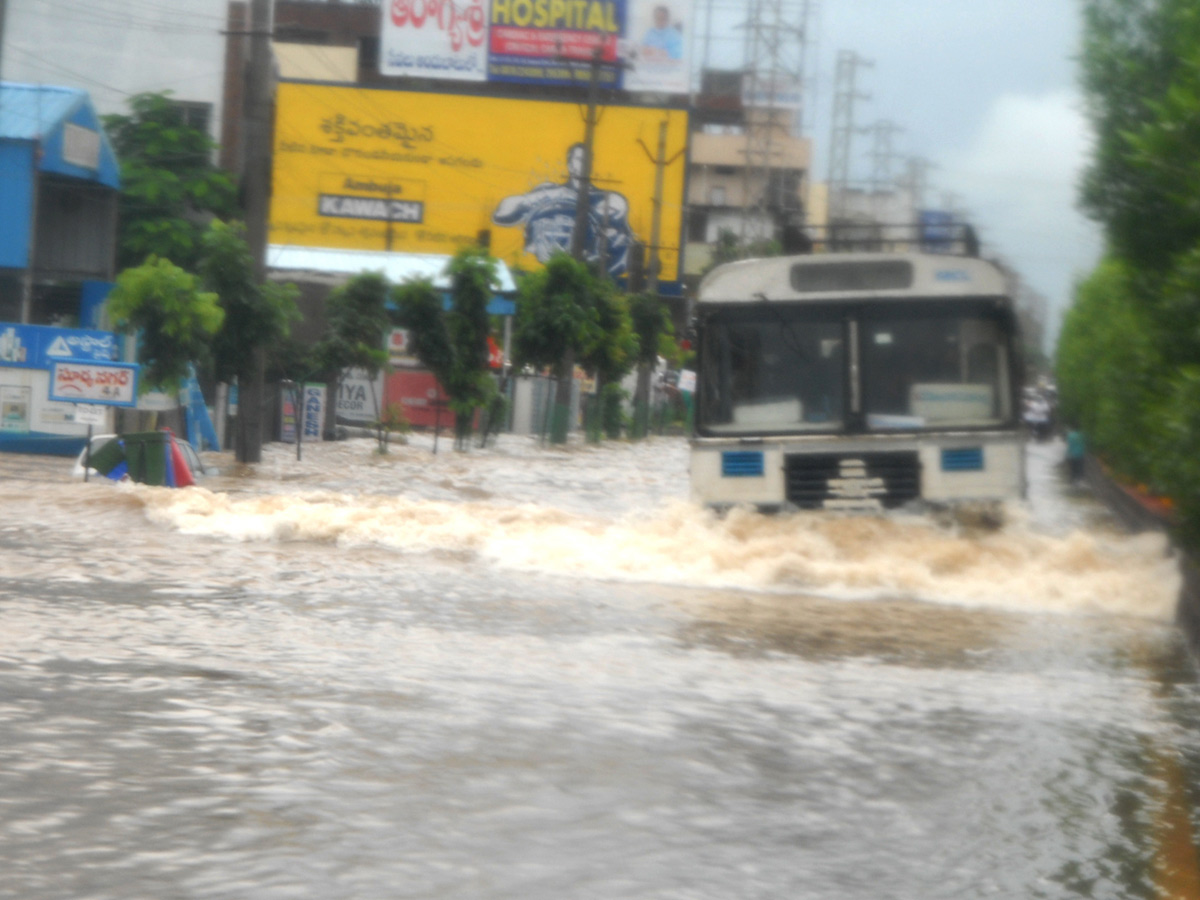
381;0;490;82
379;0;692;93
270;82;688;291
48;361;139;407
0;324;118;370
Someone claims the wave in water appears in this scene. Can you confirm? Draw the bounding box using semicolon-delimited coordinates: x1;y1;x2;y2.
131;486;1180;620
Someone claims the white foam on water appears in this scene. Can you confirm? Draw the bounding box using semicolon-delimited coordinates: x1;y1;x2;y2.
132;481;1181;622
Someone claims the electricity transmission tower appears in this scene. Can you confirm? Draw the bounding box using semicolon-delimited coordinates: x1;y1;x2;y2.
826;50;872;224
738;0;813;243
865;119;904;222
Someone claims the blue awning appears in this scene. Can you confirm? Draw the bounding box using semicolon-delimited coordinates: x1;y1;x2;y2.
0;82;120;189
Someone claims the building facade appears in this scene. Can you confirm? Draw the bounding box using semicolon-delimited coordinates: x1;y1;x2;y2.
0;83;129;453
684;73;812;280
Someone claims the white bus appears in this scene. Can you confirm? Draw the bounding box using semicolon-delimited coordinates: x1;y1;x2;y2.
690;250;1025;513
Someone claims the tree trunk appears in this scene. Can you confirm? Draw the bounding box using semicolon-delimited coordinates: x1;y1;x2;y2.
550;348;574;444
235;350;265;463
633;362;652;439
586;372;605;443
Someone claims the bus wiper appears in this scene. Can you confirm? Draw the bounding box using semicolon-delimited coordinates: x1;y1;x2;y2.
754;292;809;362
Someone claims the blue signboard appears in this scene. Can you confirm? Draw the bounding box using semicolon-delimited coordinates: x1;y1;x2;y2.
302;384;325;440
0;323;119;370
919;210;957;253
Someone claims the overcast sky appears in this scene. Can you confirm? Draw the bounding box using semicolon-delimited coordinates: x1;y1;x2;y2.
4;0;1100;347
707;0;1100;348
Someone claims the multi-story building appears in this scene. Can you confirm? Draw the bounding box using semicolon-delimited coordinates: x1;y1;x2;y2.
684;71;811;282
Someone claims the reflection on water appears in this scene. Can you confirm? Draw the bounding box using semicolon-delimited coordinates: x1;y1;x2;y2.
0;434;1197;899
680;589;1017;666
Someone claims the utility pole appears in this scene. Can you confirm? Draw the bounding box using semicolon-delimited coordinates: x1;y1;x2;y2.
385;183;395;253
638;118;685;297
549;46;604;444
631;118;685;439
239;0;273;463
569;47;602;261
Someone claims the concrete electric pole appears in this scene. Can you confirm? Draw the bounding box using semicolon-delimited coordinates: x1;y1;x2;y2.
238;0;273;463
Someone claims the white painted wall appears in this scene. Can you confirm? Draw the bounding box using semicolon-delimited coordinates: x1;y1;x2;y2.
3;0;230;140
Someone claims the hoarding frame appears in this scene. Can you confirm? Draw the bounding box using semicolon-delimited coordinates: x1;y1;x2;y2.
379;0;694;93
270;80;689;294
48;360;140;408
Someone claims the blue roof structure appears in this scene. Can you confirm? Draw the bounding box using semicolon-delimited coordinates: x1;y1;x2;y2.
0;82;120;189
0;83;85;140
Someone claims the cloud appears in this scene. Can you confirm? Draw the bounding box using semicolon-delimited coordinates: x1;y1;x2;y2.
939;90;1103;343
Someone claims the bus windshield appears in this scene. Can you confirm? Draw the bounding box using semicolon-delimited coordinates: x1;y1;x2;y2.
697;301;1014;436
698;308;846;434
862;311;1012;430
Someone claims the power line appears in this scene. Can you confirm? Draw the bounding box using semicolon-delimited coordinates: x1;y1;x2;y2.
20;0;222;36
5;44;132;98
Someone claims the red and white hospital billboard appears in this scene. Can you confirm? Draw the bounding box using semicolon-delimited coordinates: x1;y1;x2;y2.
380;0;693;94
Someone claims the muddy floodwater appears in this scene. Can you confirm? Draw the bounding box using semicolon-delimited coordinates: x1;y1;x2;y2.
1;435;1198;899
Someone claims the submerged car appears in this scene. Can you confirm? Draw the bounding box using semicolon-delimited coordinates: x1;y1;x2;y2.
72;433;207;482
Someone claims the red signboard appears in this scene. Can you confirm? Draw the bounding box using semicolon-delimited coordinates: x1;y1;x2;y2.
385;369;451;429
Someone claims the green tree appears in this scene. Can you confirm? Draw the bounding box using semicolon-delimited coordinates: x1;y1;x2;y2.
513;253;599;443
1057;259;1167;483
199;221;300;383
628;292;674;438
107;256;225;394
700;228;783;277
393;247;502;450
318;272;392;449
1079;0;1200;273
198;220;300;462
103;92;238;272
1059;0;1200;546
578;279;636;440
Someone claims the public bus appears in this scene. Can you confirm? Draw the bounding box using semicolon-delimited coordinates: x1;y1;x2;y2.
690;239;1025;514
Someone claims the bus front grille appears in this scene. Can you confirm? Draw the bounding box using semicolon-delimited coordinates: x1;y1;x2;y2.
784;451;922;510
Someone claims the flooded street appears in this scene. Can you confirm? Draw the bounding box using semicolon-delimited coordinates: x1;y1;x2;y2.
1;435;1197;899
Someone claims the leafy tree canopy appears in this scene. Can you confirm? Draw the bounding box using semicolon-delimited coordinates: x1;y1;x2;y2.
513;253;599;377
198;220;300;385
393;247;503;447
318;271;391;378
701;229;783;277
1079;0;1200;272
445;247;497;382
107;256;225;393
103;92;238;271
579;278;637;386
629;292;674;368
393;277;453;380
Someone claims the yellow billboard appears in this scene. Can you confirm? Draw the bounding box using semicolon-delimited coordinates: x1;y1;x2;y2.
270;82;689;289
